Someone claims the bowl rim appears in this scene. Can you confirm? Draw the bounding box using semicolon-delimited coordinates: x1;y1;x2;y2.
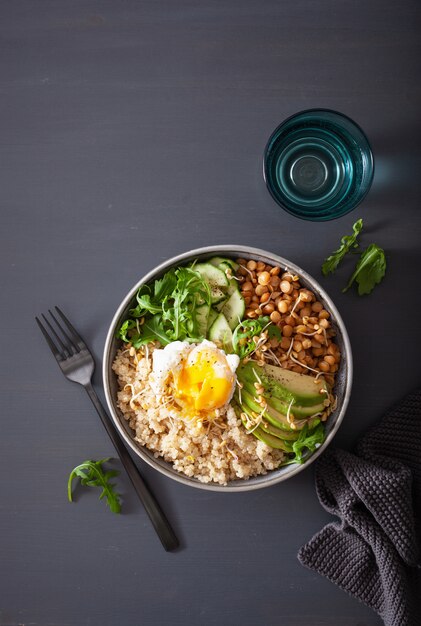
102;245;353;492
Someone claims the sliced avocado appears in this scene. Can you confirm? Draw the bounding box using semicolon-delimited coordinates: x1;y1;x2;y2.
260;420;298;442
239;388;293;432
240;380;326;419
265;393;326;419
236;404;291;451
261;363;328;406
237;362;328;407
239;388;321;435
252;427;292;451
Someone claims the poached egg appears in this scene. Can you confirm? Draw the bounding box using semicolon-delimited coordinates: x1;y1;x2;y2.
150;340;239;414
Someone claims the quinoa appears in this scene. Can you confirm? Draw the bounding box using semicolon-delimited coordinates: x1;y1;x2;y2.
112;345;285;485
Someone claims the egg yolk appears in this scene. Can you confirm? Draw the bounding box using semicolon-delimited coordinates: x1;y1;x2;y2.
174;348;234;412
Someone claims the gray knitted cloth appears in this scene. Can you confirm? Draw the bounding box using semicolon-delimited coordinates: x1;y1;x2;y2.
298;388;421;626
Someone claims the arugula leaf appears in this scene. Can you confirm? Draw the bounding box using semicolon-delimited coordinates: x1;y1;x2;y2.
321;218;363;275
153;270;177;300
131;315;171;348
118;266;212;346
68;459;121;514
290;422;325;463
129;270;180;318
134;291;163;315
117;319;138;342
232;316;272;358
282;422;325;465
267;324;282;341
130;284;163;317
343;243;386;295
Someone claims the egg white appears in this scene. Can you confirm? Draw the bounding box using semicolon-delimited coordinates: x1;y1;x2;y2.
149;340;239;410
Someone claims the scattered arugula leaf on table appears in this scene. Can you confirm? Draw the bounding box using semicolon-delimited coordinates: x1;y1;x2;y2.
343;243;386;295
321;219;387;295
68;459;121;514
321;218;363;276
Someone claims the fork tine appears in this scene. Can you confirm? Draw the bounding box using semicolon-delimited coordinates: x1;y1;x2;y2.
42;313;72;356
55;306;85;347
48;309;79;354
36;316;63;361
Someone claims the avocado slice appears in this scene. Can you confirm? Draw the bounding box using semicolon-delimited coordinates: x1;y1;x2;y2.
241;380;326;419
253;427;293;450
235;403;292;451
236;390;299;438
239;388;322;433
260;363;328;406
261;421;298;442
237;362;328;407
265;393;326;418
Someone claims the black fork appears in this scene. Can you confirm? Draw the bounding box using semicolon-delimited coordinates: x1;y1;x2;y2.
36;306;179;552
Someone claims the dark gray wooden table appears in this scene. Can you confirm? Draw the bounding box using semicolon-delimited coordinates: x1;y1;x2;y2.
2;1;421;625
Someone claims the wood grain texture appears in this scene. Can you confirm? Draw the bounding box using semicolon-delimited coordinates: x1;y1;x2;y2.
1;1;421;624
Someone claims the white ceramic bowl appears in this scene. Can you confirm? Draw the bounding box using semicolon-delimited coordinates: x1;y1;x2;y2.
103;245;352;492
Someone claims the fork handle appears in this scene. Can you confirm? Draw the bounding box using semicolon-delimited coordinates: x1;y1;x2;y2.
84;382;179;552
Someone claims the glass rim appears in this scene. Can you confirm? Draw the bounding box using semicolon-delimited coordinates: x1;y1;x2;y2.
263;108;375;222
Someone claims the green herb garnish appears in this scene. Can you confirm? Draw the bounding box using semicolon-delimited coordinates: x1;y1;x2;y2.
291;422;324;463
267;324;282;341
282;422;325;465
118;267;211;347
118;319;138;343
321;218;363;276
68;459;121;514
343;243;386;295
232;316;273;358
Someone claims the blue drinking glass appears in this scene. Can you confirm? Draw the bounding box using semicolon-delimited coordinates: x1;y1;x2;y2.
263;109;374;221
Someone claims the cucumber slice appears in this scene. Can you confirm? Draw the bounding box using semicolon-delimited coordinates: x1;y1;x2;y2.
207;307;219;331
194;263;229;288
209;257;239;272
210;287;227;304
218;261;234;277
194;263;229;303
216;262;241;296
218;262;241;297
214;296;228;312
195;304;210;337
209;256;227;267
227;279;240;296
221;290;245;330
208;313;233;351
214;280;241;310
